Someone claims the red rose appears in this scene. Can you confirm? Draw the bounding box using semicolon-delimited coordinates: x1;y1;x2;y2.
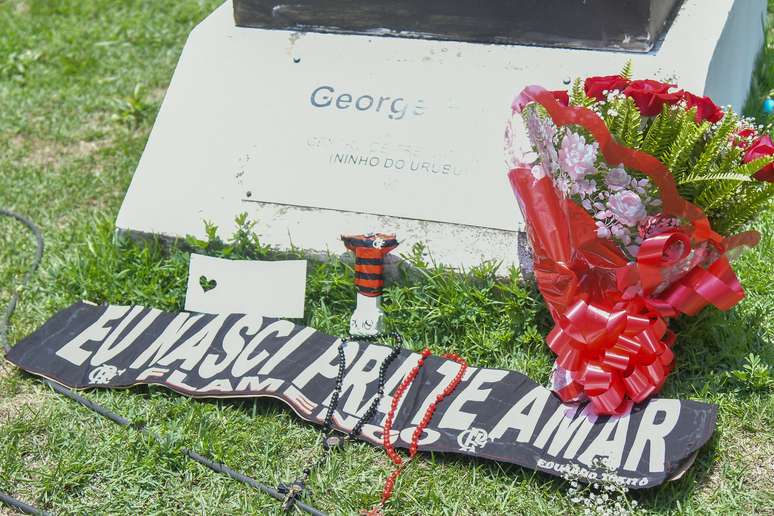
551;90;569;106
683;92;724;123
744;134;774;182
735;127;758;148
584;75;630;101
623;79;683;116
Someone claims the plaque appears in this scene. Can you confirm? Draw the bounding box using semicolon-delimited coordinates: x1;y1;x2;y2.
116;0;764;271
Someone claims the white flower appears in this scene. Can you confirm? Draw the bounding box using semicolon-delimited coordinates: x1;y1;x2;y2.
559;130;598;180
605;166;631;190
607;190;647;227
596;222;611;239
531;163;547;180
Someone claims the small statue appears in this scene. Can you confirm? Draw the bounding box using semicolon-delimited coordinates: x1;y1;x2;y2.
341;233;398;337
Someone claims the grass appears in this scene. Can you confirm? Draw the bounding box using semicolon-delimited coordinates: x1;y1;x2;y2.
1;0;773;514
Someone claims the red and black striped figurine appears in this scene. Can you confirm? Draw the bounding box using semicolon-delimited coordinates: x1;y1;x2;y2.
341;233;399;337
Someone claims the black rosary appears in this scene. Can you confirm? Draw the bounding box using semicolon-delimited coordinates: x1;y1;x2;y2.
279;332;403;512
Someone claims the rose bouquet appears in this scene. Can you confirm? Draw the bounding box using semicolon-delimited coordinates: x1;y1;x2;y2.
506;66;774;415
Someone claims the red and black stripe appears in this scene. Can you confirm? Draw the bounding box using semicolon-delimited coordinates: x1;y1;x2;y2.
341;233;399;297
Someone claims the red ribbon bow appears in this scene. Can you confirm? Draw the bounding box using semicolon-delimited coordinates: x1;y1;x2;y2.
547;298;675;414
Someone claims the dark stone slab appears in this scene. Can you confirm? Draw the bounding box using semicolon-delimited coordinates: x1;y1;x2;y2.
233;0;684;52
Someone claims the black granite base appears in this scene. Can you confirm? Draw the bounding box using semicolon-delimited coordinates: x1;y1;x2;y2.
233;0;683;52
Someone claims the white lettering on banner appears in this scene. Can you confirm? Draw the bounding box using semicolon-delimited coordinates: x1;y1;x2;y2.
56;305;132;366
136;367;168;381
130;312;204;369
534;404;597;459
373;352;422;426
200;378;233;393
490;386;551;443
284;385;318;415
339;345;392;416
578;405;632;470
234;375;284;393
411;361;471;425
42;304;705;479
292;340;359;389
257;326;317;375
91;307;161;366
437;368;507;430
167;370;199;392
399;426;440;447
623;399;680;473
198;315;263;379
231;320;295;377
358;423;383;445
157;314;229;371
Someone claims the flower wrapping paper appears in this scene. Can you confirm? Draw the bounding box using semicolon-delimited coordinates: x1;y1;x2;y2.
506;85;759;415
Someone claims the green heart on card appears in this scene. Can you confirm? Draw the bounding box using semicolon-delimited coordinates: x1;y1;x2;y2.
199;275;217;293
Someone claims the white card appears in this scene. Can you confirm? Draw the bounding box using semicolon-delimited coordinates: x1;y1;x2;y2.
185;254;307;318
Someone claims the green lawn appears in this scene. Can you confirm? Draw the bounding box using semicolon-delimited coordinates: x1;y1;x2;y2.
1;1;773;514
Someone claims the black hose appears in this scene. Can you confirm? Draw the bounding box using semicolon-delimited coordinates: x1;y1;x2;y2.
0;208;44;355
0;209;50;515
0;491;52;516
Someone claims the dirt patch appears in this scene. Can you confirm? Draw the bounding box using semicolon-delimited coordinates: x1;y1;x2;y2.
7;134;113;169
0;366;47;426
698;428;774;508
14;1;29;15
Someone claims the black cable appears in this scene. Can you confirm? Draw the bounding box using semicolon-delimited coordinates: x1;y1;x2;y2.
0;491;51;516
0;208;44;355
0;209;51;515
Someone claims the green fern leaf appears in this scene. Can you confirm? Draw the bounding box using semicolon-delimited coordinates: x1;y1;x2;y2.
680;172;752;184
620;60;634;81
710;183;774;234
570;78;595;107
691;113;737;179
640;104;670;155
734;155;774;177
662;110;708;182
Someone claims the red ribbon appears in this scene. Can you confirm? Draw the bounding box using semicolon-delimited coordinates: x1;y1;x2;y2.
508;86;754;415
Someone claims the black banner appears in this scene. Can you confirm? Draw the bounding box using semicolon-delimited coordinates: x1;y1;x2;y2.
5;302;716;488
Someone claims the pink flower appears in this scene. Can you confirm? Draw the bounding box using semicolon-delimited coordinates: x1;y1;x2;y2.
558;130;598;180
573;178;597;196
608;190;647;227
605;166;631;190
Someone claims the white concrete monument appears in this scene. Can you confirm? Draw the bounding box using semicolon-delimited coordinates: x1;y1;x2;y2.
116;0;766;271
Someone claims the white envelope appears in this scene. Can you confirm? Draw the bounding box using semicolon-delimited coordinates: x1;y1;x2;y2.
185;253;307;318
